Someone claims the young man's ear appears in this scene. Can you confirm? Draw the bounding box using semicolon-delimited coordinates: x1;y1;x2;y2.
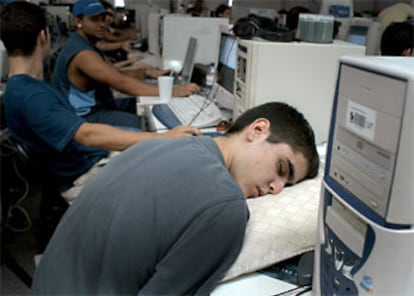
402;48;413;56
39;29;47;44
246;118;270;141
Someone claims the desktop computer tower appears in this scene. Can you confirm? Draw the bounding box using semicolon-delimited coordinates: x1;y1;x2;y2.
233;39;365;144
313;56;414;295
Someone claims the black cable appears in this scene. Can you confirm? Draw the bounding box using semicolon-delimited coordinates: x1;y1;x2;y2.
1;130;32;232
295;285;312;296
271;284;312;296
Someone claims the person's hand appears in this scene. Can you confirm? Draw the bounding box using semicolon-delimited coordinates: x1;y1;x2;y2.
160;125;201;138
172;83;200;97
120;40;132;52
128;55;143;63
127;28;141;41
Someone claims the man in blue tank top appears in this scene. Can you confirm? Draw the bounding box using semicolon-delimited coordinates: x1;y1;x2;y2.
52;0;200;129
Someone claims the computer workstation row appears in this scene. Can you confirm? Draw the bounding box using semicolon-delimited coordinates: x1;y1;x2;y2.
137;14;414;293
133;15;367;144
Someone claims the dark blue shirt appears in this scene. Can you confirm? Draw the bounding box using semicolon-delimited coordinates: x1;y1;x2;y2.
4;74;108;191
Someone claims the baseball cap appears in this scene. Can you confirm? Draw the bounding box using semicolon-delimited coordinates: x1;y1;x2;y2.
72;0;106;17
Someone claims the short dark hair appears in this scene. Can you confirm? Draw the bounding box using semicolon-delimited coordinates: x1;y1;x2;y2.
226;102;319;180
0;1;48;56
381;22;414;56
215;4;230;17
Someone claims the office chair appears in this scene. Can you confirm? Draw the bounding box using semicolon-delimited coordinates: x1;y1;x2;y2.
1;131;69;287
1;131;34;288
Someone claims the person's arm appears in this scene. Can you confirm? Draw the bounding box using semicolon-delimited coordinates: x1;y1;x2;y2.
101;28;131;42
96;40;132;53
112;27;140;41
71;49;199;97
112;55;143;69
138;200;248;295
145;69;171;79
119;67;171;81
73;122;201;151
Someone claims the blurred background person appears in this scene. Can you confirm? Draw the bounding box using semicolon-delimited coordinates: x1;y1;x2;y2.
215;4;231;18
380;21;414;56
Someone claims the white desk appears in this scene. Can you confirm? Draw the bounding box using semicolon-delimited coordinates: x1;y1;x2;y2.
212;273;312;296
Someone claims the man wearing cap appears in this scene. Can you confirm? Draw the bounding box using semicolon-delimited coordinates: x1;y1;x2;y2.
52;0;200;129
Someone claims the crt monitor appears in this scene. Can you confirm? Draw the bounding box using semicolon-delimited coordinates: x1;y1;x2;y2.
161;16;229;66
346;25;368;45
340;17;383;55
211;26;237;110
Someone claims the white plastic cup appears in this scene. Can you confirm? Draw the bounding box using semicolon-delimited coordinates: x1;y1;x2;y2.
158;76;174;103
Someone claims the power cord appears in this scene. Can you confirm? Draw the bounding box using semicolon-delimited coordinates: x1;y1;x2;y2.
1;131;32;232
187;90;218;126
271;284;312;296
5;157;32;232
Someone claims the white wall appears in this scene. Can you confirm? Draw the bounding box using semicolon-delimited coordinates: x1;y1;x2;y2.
35;0;412;26
37;0;412;15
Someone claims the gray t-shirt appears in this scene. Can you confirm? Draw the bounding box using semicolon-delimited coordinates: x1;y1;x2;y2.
32;136;249;295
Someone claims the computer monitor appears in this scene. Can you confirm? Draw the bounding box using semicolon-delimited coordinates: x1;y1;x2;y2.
147;13;162;56
0;41;8;82
346;24;368;45
127;3;160;39
161;16;229;66
179;37;198;83
338;17;383;55
211;26;237;110
319;0;353;17
249;8;278;20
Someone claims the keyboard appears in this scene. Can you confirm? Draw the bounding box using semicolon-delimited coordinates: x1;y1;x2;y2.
152;95;223;129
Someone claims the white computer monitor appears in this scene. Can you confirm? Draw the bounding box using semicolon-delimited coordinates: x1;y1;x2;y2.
0;40;8;82
319;0;354;17
249;8;278;20
127;3;160;39
339;17;382;55
161;16;229;67
147;12;162;56
211;25;237;110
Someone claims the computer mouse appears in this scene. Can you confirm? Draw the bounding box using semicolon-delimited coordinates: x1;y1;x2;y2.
216;120;229;131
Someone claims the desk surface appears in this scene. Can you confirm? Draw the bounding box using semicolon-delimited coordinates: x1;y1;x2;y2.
212;272;313;296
